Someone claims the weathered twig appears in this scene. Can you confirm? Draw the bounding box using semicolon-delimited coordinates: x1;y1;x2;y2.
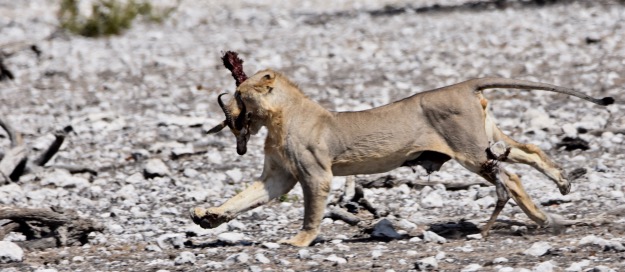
334;177;388;220
0;206;103;250
1;118;95;182
0;116;22;147
324;206;361;226
0;221;20;240
0;145;27;183
46;164;98;175
0;55;14;81
33;125;73;167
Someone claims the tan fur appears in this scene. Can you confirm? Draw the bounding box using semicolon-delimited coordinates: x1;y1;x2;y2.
191;69;609;247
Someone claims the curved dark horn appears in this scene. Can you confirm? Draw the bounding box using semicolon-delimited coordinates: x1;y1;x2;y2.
217;93;234;128
234;92;247;130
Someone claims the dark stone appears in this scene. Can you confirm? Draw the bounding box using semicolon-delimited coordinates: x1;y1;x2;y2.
369;219;402;241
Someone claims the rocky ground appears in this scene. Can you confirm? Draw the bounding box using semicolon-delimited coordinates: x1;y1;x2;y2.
1;0;625;271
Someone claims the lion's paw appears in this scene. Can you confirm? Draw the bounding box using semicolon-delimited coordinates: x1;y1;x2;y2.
189;207;231;229
278;230;319;247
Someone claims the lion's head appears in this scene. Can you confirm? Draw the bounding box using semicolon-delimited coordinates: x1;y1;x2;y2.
208;69;293;155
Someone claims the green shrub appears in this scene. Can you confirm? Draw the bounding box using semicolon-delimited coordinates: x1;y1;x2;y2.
59;0;175;37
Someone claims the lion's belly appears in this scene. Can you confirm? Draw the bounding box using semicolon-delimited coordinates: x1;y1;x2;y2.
331;150;421;176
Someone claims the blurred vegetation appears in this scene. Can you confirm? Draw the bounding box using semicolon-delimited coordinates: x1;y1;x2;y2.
58;0;175;37
278;194;299;203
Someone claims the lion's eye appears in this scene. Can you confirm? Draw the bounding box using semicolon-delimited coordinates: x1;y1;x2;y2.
267;87;273;93
263;74;272;80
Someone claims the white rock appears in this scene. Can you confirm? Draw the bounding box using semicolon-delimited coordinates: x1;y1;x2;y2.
396;219;417;231
423;231;446;244
406;250;418;256
183;168;199;178
493;257;508;264
610;190;624;199
461;263;482;272
227;220;247;231
523;108;555;131
590;265;616;272
225;168;243;182
324;254;347;265
224;253;249;264
205;261;224;269
435;251;445;260
475;196;495;208
34;269;58;272
533;260;556;272
524;241;551;257
217;232;246;244
40;169;90;189
565;259;590;272
145;244;162;252
371;250;382;259
579;235;625;251
186;189;209;202
184;223;227;237
108;224;124;234
72;256;85;262
298;249;310;259
0;241;23;263
156;233;185;249
262;242;280;249
144;159;170;178
459;245;474;252
466;233;483;240
0;183;24;204
511;225;528;235
125;172;144;184
206;152;223;164
415;256;438;270
172;144;194;157
174;251;196;265
409;237;422;243
2;232;25;242
255;253;270;264
421;191;444;208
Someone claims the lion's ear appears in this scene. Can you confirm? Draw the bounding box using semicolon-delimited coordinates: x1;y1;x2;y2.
262;71;275;84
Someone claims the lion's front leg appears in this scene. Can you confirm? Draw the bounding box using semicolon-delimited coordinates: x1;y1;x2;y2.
279;168;332;247
190;168;296;229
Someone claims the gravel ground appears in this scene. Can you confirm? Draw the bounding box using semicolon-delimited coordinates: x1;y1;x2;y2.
1;0;625;271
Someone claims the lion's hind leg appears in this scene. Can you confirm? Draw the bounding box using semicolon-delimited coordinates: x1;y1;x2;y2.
493;129;571;195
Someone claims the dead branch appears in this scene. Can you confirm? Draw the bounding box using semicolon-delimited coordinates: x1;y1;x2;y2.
0;145;27;183
0;221;20;239
324;206;361;226
0;116;21;147
0;206;103;250
33;125;73;167
0;55;14;81
46;164;98;175
333;177;388;221
0;118;96;183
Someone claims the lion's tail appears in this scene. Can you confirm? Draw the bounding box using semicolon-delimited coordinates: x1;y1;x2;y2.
472;77;614;106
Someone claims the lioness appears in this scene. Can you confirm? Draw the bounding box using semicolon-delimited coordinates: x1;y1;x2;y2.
191;69;613;247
